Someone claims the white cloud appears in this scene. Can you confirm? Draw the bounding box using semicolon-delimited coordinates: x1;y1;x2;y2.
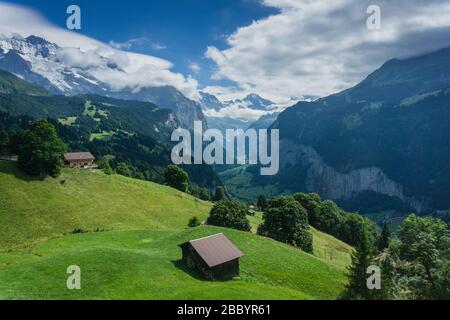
56;47;104;69
188;62;201;74
0;2;197;99
203;104;267;122
108;37;152;50
205;0;450;101
151;42;167;51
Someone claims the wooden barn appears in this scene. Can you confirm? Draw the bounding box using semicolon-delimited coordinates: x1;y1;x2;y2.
179;233;244;281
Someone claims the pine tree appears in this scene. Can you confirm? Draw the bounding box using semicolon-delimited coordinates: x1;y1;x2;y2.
378;223;391;251
341;230;376;300
214;186;225;202
257;195;268;211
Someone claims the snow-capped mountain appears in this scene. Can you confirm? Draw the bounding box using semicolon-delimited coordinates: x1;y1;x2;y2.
199;92;223;112
0;34;106;94
200;91;276;114
224;93;275;111
199;91;290;132
0;34;206;129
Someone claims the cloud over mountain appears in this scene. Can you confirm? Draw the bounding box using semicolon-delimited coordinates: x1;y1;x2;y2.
0;2;199;100
205;0;450;101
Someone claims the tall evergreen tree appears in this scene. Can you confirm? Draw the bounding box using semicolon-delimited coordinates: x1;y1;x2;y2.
257;195;268;211
378;223;391;251
341;230;376;300
214;186;226;202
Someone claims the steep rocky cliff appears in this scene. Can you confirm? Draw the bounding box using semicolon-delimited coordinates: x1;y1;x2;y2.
280;140;428;212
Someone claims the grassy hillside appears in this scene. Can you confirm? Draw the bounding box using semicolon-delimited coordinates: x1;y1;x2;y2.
0;160;211;250
0;227;348;300
0;160;351;300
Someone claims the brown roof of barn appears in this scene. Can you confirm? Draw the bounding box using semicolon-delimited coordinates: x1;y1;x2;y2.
64;152;95;161
180;233;244;268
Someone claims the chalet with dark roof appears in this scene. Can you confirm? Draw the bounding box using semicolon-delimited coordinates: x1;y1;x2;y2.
179;233;244;280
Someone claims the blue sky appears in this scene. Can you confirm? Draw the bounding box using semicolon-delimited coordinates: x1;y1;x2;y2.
2;0;450;107
5;0;278;88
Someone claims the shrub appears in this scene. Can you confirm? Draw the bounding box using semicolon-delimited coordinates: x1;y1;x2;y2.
198;188;211;201
115;162;132;177
188;216;201;228
207;200;251;232
97;157;114;175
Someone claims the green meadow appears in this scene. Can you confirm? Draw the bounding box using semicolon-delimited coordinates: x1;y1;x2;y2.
0;160;351;300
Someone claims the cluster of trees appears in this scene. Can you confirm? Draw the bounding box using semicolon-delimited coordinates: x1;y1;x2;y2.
258;196;313;253
161;164;227;202
293;193;379;247
96;156;223;203
2;119;66;177
342;215;450;300
206;192;384;255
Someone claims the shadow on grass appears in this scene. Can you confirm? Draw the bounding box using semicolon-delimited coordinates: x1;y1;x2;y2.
0;159;44;182
171;260;210;282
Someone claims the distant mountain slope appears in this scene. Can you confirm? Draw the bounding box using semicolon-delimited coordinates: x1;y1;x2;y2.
0;69;49;96
228;47;450;213
0;35;205;129
0;70;222;189
0;87;177;143
109;85;207;130
248;112;280;130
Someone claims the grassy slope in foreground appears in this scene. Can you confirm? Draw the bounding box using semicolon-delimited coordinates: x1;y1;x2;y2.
0;160;211;250
0;160;352;299
0;227;348;300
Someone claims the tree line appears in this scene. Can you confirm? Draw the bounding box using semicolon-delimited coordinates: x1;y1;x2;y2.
204;192;449;300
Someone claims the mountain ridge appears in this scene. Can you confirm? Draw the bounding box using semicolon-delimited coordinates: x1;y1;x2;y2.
0;34;206;130
222;46;450;214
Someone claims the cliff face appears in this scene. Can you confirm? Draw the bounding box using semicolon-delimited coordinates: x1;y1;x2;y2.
267;47;450;213
280;140;428;212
